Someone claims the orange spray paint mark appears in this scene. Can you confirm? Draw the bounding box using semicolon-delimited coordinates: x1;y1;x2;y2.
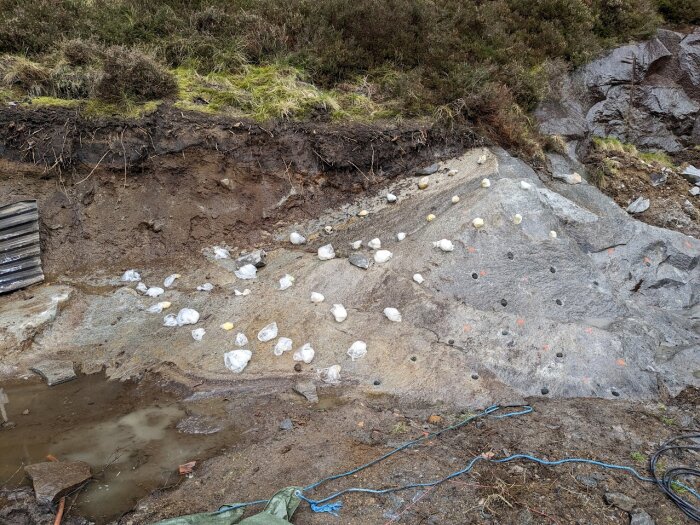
516;318;525;327
542;344;550;352
616;358;626;367
607;247;615;255
584;327;593;334
479;270;487;277
467;246;477;254
643;256;651;265
463;324;472;333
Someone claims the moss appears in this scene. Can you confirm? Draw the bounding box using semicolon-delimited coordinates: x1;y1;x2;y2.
630;451;646;463
639;151;674;168
82;99;161;119
26;96;81;108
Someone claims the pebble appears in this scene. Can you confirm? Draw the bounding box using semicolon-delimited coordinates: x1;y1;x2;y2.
481;178;491;188
374;250;393;263
347;341;368;361
520;181;532;190
349;252;370;269
513;214;523;225
630;510;655;525
289;232;306;245
368;238;381;250
279;418;293;431
22;409;30;416
413;273;424;284
384;307;402;322
690;186;700;196
447;169;458;176
416;163;439;175
331;304;347;322
627;196;650;214
396;232;406;241
350;240;363;250
477;154;487;164
472;217;484;229
220;322;234;331
604;492;636;512
235;332;248;347
427;414;443;425
575;474;598;488
418;177;429;189
310;292;325;303
426;214;436;222
236;249;267;268
318;244;336;260
358;209;369;217
433;239;454;252
324;225;333;233
257;322;278;342
196;283;214;291
451;195;460;203
279;274;295;290
549;230;557;239
191;328;205;341
387;193;397;203
293;380;318;403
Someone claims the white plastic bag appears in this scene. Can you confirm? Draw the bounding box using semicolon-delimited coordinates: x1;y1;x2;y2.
413;273;424;284
368;238;381;250
386;193;397;203
146;287;164;297
279;274;295;290
224;350;252;373
347;341;367;361
121;270;141;282
235;332;248;347
235;264;257;280
293;343;315;363
136;282;148;294
257;322;278;342
384;307;402;322
147;301;171;313
197;283;214;291
290;232;306;245
318;244;336;261
310;292;325;303
374;250;393;263
273;337;293;356
331;304;347;322
163;314;178;327
163;274;180;287
191;328;206;341
213;246;230;259
176;308;200;326
234;288;251;296
318;365;341;384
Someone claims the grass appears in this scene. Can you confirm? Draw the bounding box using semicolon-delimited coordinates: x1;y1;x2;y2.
630;451;647;463
27;96;81;108
82;99;161;119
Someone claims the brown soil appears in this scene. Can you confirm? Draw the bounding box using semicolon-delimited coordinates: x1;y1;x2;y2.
0;105;479;276
585;148;700;239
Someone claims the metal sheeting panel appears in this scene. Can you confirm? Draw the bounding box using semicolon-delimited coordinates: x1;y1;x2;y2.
0;200;44;294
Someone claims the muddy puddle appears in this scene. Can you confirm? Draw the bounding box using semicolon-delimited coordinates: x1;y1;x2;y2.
0;373;240;523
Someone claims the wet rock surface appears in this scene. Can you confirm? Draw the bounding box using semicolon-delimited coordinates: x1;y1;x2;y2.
24;460;91;505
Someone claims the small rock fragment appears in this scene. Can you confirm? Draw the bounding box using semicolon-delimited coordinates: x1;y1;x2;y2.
235;332;248;347
690;186;700;196
213;246;230;259
121;270;141;282
396;232;406;241
293;380;319;403
136;282;148;294
472;217;485;229
447;169;458;176
191;328;206;341
386;193;398;203
416;163;439;175
219;178;232;190
350;240;363;250
520;181;532;190
279;418;293;431
147;301;171;313
513;214;523;225
289;232;306;245
451;195;460;204
324;225;333;234
163;274;180;287
176;308;200;326
310;292;325;303
293;343;315;363
220;322;234;331
318;365;341;384
426;214;436;222
481;178;491;188
358;209;369;217
549;230;558;239
477;154;487;164
224;350;252;373
418;177;429;189
331;304;347;322
604;492;636;512
234;288;251;296
318;244;336;260
649;172;667;187
24;461;91;505
163;314;177;327
197;283;214;291
257;322;278;342
384;307;402;322
554;172;582;185
374;250;393;263
368;238;381;250
433;239;454;252
349;253;370;269
681;165;700;184
627;196;650;214
630;510;655;525
234;264;257;279
347;341;368;361
145;286;164;297
279;274;295;290
413;273;424;284
274;337;293;356
427;414;443;425
30;360;76;386
236;250;267;268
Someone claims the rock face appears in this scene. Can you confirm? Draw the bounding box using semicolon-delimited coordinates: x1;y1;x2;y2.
24;461;91;505
30;360;76;386
537;29;700;152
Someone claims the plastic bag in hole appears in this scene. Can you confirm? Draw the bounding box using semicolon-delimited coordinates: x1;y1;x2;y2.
433;239;454;252
146;287;164;297
384;307;402;322
310;292;325;303
224;350;252;373
279;274;295;290
213;246;230;259
136;282;148;294
289;232;306;245
234;288;251;296
257;322;278;342
176;308;200;326
235;264;257;280
191;328;205;341
368;238;381;250
331;304;347;322
147;301;171;313
163;314;178;327
197;283;214;292
318;244;336;261
347;341;367;361
274;337;293;356
374;250;393;263
318;365;341;384
293;343;315;364
121;270;141;282
235;332;248;347
163;274;180;287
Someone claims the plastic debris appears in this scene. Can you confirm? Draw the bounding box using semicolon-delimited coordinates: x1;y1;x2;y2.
413;273;424;284
146;287;164;297
213;246;230;259
331;304;347;322
197;283;214;292
234;288;251;296
396;232;406;241
426;214;436;222
293;343;315;364
368;238;381;250
433;239;454;252
478;154;487;164
235;332;248;347
290;231;307;245
347;341;367;361
513;214;523;225
350;240;362;250
279;274;295;290
224;350;252;373
549;230;558;239
520;181;532;190
387;193;397;203
163;314;178;327
191;328;206;341
257;322;278;342
147;301;171;313
451;195;460;204
121;270;141;282
234;264;257;280
374;250;393;263
163;274;180;287
310;292;325;303
472;217;485;229
358;210;369;217
136;282;148;294
236;250;266;268
318;365;341;384
176;308;200;326
318;244;336;261
384;307;402;322
273;337;293;356
418;177;429;189
220;322;234;331
481;178;491;188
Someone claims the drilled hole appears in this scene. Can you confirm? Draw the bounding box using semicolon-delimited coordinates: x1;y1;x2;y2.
500;299;508;307
556;352;563;358
555;299;563;306
541;387;550;395
472;272;478;279
507;252;514;260
611;389;620;397
471;374;479;380
410;356;417;362
550;267;556;273
373;380;381;386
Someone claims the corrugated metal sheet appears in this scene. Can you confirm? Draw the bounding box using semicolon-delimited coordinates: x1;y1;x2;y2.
0;200;44;294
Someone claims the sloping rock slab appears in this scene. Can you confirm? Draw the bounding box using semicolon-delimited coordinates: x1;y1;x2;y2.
30;360;76;386
24;461;91;505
